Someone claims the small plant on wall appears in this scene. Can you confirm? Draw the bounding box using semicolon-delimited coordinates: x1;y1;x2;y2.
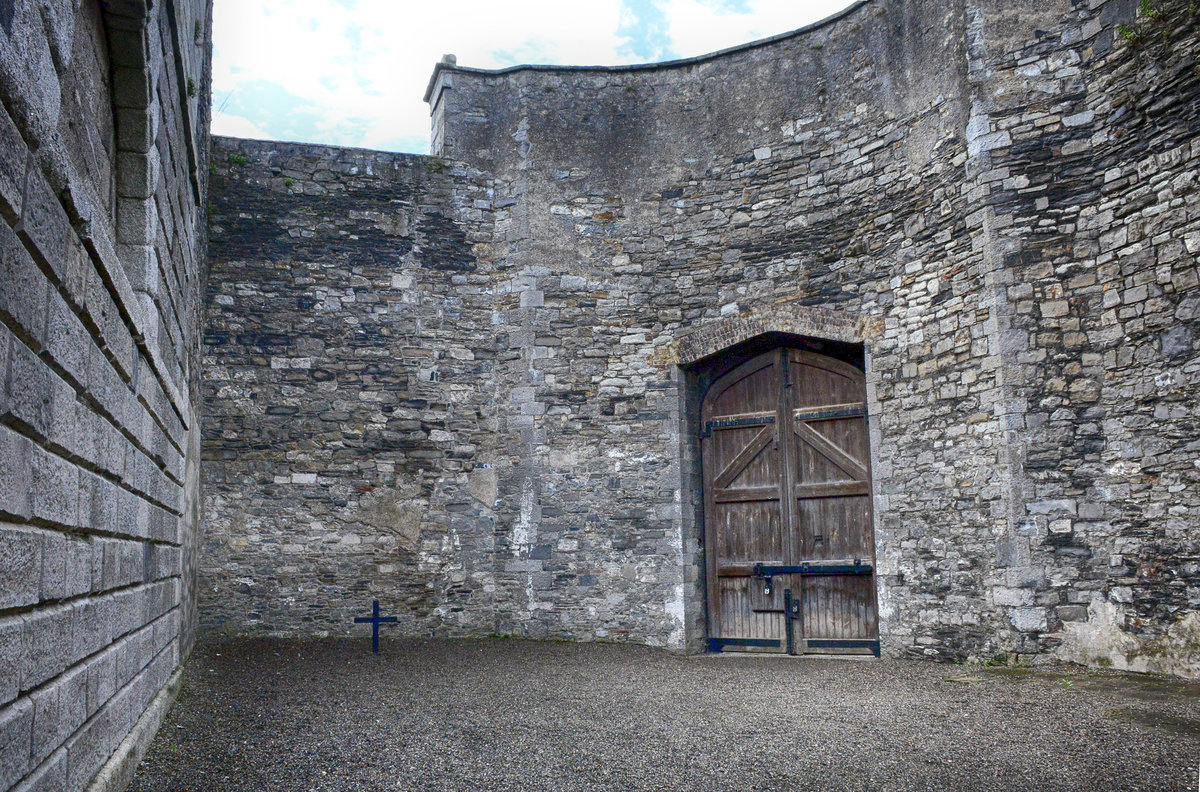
1116;0;1175;48
1116;22;1144;45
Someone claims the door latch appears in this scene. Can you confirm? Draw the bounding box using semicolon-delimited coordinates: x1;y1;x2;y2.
783;588;798;654
752;562;775;597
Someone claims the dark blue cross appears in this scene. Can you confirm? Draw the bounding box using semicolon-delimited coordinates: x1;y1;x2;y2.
353;599;397;654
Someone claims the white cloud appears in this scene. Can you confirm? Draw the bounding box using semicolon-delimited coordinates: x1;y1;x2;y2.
211;111;270;140
660;0;853;58
211;0;854;153
212;0;630;152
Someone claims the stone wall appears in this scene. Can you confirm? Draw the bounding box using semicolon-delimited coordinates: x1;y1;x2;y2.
205;0;1199;674
0;0;210;790
201;138;498;637
976;0;1200;675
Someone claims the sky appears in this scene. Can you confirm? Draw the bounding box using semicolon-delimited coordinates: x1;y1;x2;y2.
211;0;856;154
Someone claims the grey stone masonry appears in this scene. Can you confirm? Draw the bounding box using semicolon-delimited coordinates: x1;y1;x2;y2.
0;1;211;791
204;0;1199;677
202;138;498;638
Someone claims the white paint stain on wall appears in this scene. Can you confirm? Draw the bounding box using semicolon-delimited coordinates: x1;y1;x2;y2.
512;478;536;555
1057;597;1200;680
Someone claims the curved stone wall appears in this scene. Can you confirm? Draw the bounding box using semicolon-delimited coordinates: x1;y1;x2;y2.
204;0;1199;675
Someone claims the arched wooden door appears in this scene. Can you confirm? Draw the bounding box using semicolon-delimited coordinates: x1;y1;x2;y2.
701;347;879;655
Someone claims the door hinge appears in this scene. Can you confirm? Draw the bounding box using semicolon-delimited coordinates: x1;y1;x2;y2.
752;560;874;577
701;414;775;438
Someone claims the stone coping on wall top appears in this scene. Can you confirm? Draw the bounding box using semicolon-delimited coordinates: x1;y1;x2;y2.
422;0;869;102
212;135;436;163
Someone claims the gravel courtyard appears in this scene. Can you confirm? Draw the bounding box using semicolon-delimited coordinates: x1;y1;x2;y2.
130;638;1200;792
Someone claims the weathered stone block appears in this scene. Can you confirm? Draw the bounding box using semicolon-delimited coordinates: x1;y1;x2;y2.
0;697;33;790
115;105;158;154
0;617;21;706
995;534;1029;568
85;648;117;716
29;446;80;530
0;3;61;146
64;537;92;598
10;746;65;792
116;629;152;687
118;541;144;587
4;339;53;437
37;529;68;601
0;100;26;219
994;587;1034;607
99;541;122;593
0;333;8;414
112;65;152;110
1009;607;1047;633
87;475;134;549
20;604;72;690
1005;567;1046;589
1056;604;1087;622
116;150;159;200
147;545;181;581
0;222;50;344
64;703;112;792
105;24;148;68
109;588;145;639
72;598;113;663
15;167;71;284
1160;325;1192;358
116;196;157;246
57;664;87;741
43;289;94;390
0;525;41;609
28;683;58;766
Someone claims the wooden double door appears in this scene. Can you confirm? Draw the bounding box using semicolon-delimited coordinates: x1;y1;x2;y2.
702;347;879;656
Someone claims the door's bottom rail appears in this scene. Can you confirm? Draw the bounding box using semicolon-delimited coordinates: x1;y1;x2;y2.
707;637;880;657
805;639;881;657
707;637;782;651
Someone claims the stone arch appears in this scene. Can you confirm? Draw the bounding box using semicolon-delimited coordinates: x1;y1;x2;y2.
666;304;867;366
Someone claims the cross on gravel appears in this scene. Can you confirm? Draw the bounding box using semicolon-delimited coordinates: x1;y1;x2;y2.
353;599;397;654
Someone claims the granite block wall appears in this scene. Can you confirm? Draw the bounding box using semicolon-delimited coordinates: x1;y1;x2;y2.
0;1;210;790
204;0;1198;675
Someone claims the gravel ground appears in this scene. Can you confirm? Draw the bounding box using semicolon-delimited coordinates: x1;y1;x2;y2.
130;638;1200;792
